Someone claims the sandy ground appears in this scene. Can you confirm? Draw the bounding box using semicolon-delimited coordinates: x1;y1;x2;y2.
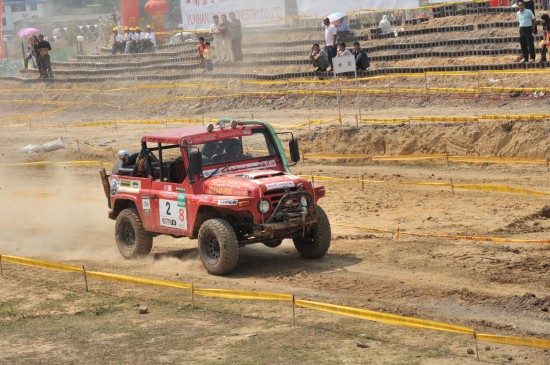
1;75;550;364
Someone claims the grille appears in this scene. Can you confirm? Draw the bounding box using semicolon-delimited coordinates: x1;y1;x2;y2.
263;187;298;210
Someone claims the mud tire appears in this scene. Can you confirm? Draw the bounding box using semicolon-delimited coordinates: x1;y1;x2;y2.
293;205;331;258
262;239;283;248
198;218;239;275
115;208;153;259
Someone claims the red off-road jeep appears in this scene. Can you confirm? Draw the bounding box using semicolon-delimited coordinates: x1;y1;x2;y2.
100;119;330;275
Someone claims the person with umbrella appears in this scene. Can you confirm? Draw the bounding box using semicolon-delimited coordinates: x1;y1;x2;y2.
323;17;337;71
37;34;53;79
24;36;38;69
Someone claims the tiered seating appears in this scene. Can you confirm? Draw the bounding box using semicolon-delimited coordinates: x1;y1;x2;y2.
5;3;549;84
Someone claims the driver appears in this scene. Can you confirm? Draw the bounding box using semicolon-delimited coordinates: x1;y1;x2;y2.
219;138;246;162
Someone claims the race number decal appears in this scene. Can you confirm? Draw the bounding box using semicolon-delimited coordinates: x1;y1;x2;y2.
159;196;187;230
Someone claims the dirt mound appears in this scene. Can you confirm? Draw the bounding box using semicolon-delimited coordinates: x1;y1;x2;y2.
299;121;550;159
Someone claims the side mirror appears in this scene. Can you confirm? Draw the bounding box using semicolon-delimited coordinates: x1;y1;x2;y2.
189;151;203;177
289;139;300;163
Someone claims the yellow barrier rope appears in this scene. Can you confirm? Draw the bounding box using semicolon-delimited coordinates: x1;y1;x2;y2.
2;253;549;350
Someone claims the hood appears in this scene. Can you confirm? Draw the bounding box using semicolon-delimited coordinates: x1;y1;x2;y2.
204;169;305;197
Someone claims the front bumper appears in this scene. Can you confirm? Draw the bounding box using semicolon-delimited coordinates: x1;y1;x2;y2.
253;191;318;239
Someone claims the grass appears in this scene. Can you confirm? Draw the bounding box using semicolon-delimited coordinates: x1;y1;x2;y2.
0;303;15;316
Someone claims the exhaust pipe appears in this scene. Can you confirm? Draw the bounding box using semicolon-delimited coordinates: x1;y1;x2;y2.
99;168;111;209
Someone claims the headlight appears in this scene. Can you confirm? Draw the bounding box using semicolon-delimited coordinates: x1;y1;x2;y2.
300;196;308;207
258;199;271;214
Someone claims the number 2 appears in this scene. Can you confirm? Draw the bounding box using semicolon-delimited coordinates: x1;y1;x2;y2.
166;202;171;215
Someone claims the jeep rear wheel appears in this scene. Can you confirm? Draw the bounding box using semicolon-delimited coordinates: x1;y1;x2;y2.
115;208;153;259
198;218;239;275
293;205;331;258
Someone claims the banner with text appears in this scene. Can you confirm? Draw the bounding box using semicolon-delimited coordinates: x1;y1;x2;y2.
180;0;286;30
296;0;420;17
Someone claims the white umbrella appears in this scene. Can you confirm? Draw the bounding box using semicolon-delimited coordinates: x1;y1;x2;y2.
327;12;346;23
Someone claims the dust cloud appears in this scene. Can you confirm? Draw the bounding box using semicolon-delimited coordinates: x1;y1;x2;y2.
0;166;120;261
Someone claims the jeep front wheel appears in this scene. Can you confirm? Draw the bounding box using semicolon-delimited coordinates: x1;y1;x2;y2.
115;208;153;259
198;218;239;275
293;205;331;258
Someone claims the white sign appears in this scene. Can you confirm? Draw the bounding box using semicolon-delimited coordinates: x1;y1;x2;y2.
180;0;286;31
296;0;420;17
333;55;356;74
159;197;187;230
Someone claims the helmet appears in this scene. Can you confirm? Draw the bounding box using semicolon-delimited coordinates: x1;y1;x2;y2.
112;27;118;31
118;149;129;161
135;26;141;31
129;27;135;31
124;26;129;31
146;25;152;29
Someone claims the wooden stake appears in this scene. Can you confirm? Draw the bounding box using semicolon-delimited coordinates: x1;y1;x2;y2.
355;114;358;128
361;173;365;190
547;159;549;173
292;293;296;326
395;226;400;241
82;265;89;292
76;139;80;151
62;122;67;132
473;329;480;362
445;152;450;166
450;178;455;195
114;121;118;131
191;283;195;309
0;255;3;276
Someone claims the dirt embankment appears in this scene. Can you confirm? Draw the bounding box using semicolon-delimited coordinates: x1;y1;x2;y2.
300;121;550;158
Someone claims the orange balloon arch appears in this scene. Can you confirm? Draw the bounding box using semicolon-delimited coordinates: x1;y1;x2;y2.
121;0;140;28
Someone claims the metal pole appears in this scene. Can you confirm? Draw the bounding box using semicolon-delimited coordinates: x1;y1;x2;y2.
334;71;342;124
354;69;362;121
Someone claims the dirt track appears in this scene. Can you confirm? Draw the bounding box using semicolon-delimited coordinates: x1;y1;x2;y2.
1;75;550;363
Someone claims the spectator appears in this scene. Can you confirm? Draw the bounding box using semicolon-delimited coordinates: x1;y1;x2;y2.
523;0;538;34
125;27;135;53
516;1;536;63
379;15;392;34
309;43;330;72
24;37;37;69
323;17;337;71
111;27;123;54
145;25;156;49
37;34;53;79
229;12;243;62
336;42;351;57
122;26;131;51
198;37;206;69
135;26;145;53
210;15;223;63
33;36;44;78
219;14;234;62
541;14;549;63
337;17;353;44
351;41;370;70
204;42;213;72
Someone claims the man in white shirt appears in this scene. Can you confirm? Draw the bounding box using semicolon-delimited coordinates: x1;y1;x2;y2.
323;18;337;71
111;28;123;54
125;27;136;53
210;15;224;63
145;25;156;46
516;1;536;62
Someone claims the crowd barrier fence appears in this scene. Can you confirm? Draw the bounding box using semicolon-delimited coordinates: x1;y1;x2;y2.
1;253;549;351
